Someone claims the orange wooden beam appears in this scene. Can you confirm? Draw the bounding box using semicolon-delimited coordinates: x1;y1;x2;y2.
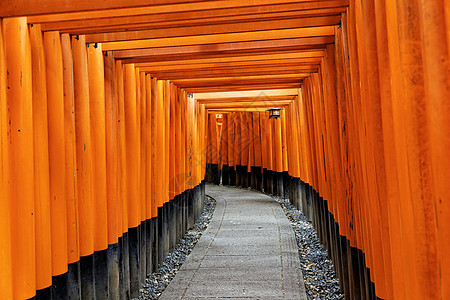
101;27;334;51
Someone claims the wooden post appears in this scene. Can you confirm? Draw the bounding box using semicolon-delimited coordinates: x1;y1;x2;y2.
0;19;13;300
4;17;36;300
61;33;80;284
29;24;52;293
44;30;69;278
72;34;95;298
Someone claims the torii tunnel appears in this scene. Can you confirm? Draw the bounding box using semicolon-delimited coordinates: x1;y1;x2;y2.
0;1;449;299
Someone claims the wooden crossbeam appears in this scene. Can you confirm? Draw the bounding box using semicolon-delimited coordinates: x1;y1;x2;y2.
207;108;280;113
75;13;341;38
148;66;318;80
112;37;333;61
170;73;309;83
185;83;302;93
101;27;335;51
195;89;299;99
197;95;296;103
139;59;321;73
21;0;348;21
135;51;324;67
204;100;293;109
53;14;340;38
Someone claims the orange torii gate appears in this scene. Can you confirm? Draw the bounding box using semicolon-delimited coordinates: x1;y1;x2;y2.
1;0;450;299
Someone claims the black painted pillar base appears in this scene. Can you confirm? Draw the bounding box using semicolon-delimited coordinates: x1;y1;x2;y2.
242;167;249;188
107;243;120;299
188;188;195;230
168;200;176;252
120;233;131;299
254;166;263;191
289;176;301;209
283;171;289;199
80;254;95;299
235;165;242;187
157;205;165;270
67;261;81;299
229;167;236;186
145;219;152;276
250;166;257;189
211;163;220;185
222;165;229;185
151;217;158;273
139;221;147;286
165;203;170;257
262;168;268;193
268;171;275;195
275;172;283;197
128;226;140;298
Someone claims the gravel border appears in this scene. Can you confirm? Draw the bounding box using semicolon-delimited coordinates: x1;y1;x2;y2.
136;195;216;300
274;196;345;300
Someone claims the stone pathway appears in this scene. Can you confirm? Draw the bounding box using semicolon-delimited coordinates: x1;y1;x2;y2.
159;185;307;300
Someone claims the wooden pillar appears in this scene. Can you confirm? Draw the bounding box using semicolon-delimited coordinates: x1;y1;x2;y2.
104;50;119;298
418;1;450;299
29;24;52;293
124;63;140;297
72;34;95;298
44;30;69;279
87;41;109;297
116;60;127;237
145;76;154;219
4;17;36;300
0;20;13;300
61;32;80;276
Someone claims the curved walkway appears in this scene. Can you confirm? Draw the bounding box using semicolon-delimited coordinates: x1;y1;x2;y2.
160;184;307;300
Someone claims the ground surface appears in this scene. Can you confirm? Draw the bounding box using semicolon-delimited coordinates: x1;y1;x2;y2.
159;184;307;300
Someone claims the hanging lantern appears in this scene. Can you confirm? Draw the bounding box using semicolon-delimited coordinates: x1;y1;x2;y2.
267;107;282;119
216;113;223;124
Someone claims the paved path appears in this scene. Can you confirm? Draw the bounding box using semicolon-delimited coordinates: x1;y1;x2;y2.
160;185;307;300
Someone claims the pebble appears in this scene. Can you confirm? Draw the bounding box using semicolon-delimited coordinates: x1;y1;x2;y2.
274;196;345;300
135;195;216;300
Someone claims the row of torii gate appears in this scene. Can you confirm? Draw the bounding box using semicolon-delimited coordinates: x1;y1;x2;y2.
0;1;449;299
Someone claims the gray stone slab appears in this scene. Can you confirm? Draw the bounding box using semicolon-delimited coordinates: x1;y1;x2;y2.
159;185;307;300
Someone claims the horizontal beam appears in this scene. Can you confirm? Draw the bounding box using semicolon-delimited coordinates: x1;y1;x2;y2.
185;83;302;93
198;95;296;103
174;78;303;88
69;15;340;40
68;10;342;37
207;108;282;113
139;59;321;73
112;37;333;61
171;73;308;83
101;26;335;50
24;0;348;22
135;51;324;67
150;66;318;80
204;100;293;109
195;89;299;99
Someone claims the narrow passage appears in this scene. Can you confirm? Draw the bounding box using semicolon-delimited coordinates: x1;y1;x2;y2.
160;185;307;300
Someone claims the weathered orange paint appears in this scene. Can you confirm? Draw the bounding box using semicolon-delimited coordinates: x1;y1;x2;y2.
145;75;153;218
104;51;119;244
155;79;165;207
29;24;52;290
72;34;94;257
116;60;128;233
44;30;69;275
0;20;13;299
124;63;140;227
4;17;36;299
61;33;80;264
87;42;108;250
